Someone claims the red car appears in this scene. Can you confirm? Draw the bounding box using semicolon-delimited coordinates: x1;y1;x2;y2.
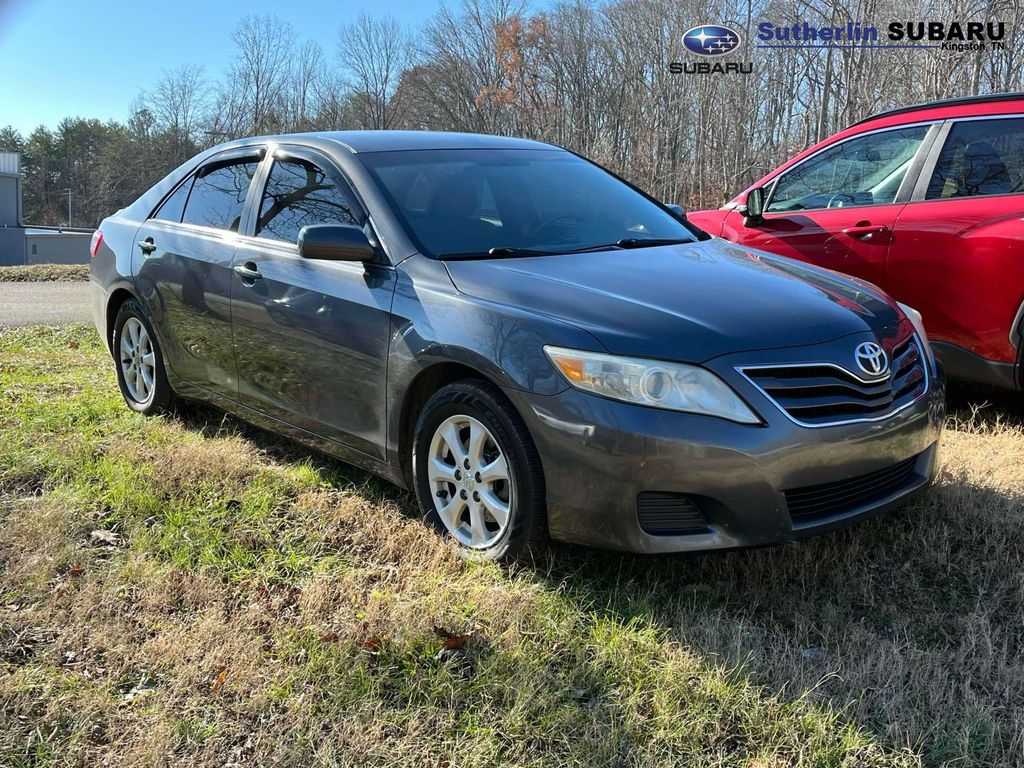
689;92;1024;390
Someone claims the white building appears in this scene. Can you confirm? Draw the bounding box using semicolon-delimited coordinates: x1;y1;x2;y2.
0;152;94;266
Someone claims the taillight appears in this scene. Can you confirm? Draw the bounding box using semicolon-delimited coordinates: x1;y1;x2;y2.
89;230;103;259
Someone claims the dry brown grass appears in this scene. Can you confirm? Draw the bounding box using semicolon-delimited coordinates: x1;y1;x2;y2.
0;264;90;283
1;326;1022;767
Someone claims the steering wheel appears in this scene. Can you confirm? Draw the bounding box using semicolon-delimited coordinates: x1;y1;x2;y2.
530;213;586;241
824;193;856;209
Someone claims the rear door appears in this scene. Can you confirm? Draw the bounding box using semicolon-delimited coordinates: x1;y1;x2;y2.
229;146;396;459
888;116;1024;364
725;124;936;288
133;150;263;396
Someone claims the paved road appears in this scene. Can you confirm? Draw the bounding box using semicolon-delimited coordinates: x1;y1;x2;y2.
0;281;93;328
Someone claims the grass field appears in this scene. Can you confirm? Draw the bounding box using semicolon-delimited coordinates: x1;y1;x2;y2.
1;325;1021;767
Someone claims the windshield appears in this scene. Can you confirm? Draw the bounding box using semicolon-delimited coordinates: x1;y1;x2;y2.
359;148;697;258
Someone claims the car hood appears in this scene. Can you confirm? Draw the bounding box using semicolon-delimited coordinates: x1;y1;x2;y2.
443;239;902;362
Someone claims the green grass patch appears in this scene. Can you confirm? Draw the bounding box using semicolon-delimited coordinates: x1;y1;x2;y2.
1;325;1021;766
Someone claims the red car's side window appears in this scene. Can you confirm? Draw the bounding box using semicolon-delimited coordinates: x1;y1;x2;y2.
766;126;928;214
926;118;1024;199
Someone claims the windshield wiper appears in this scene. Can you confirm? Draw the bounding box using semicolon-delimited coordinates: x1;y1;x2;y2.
438;238;693;260
438;246;556;260
562;237;694;254
615;237;693;248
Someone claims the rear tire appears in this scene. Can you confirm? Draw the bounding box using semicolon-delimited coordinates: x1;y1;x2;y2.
112;299;174;415
412;380;546;562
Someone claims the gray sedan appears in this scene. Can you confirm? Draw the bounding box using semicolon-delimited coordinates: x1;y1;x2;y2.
89;131;945;560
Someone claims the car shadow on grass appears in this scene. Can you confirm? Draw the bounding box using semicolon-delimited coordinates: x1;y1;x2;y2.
528;469;1023;766
167;396;1022;766
948;380;1024;428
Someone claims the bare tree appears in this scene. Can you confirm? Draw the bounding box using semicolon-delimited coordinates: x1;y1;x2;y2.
338;14;413;129
226;15;297;135
144;64;209;163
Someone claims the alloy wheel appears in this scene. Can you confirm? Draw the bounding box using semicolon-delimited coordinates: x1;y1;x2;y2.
119;317;156;404
427;414;513;548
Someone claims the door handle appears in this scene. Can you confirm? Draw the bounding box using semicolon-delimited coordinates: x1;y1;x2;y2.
138;238;156;254
233;262;262;282
841;224;889;240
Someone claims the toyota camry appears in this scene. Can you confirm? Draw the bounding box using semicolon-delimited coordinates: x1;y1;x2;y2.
90;131;945;560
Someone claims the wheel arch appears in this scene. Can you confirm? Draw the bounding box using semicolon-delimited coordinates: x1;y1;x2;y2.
396;361;511;489
105;287;139;352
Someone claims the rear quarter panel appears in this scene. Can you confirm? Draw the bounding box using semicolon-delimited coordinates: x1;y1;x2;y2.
90;213;144;351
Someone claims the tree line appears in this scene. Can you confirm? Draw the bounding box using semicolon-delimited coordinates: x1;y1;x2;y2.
2;0;1021;228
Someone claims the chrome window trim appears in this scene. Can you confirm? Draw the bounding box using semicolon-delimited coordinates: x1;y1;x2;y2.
762;120;939;215
735;336;930;429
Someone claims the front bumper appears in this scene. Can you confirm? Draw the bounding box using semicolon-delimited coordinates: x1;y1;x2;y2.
505;339;946;554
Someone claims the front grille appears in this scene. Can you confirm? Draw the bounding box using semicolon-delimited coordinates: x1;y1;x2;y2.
784;455;919;524
637;493;708;535
739;336;927;426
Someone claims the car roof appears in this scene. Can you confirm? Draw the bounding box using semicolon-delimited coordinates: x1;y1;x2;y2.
215;130;556;154
851;91;1024;127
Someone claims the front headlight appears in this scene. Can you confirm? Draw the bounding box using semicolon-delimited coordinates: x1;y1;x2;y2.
543;346;761;424
897;302;935;367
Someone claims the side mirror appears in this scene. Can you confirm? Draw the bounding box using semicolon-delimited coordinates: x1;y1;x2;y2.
298;224;375;262
665;203;687;219
742;187;765;226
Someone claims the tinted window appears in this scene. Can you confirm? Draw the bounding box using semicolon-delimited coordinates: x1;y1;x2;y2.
927;118;1024;199
360;148;695;258
767;126;928;212
181;158;259;231
256;159;360;243
152;178;192;223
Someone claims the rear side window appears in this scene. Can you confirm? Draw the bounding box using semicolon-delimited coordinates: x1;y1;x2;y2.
766;126;928;212
256;158;361;243
181;158;259;231
152;178;192;223
927;118;1024;199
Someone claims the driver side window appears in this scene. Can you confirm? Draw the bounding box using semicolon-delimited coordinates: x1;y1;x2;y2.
766;126;929;213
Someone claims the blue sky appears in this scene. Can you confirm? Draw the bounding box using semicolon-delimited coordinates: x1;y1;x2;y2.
0;0;441;135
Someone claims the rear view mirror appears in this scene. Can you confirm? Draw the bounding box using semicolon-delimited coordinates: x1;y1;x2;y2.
298;224;375;262
742;187;765;226
665;203;687;219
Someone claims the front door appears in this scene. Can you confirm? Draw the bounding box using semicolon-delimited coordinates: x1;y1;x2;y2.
724;124;933;289
230;149;396;459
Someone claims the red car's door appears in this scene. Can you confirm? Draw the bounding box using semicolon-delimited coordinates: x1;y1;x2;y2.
888;116;1024;367
721;124;934;289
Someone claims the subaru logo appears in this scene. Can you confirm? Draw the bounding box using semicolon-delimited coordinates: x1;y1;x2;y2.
682;25;742;56
854;342;888;377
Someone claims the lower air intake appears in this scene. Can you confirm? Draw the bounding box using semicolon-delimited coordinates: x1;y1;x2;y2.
637;493;708;535
784;454;920;525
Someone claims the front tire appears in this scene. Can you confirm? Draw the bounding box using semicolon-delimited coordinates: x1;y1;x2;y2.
412;380;546;561
112;299;174;415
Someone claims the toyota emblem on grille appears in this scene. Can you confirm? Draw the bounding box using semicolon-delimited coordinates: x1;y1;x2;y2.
854;342;888;377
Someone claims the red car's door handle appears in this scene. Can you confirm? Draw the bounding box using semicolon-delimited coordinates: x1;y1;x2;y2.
841;224;889;239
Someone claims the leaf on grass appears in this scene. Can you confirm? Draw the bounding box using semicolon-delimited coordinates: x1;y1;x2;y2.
90;529;123;547
359;635;384;653
211;667;228;693
433;625;471;651
443;634;469;651
67;565;85;578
